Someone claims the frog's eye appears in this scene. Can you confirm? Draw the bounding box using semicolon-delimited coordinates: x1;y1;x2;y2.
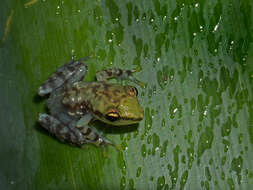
126;86;138;97
106;112;120;122
133;87;138;96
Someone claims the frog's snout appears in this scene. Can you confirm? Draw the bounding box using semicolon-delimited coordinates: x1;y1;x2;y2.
131;105;144;122
140;109;144;119
137;107;144;121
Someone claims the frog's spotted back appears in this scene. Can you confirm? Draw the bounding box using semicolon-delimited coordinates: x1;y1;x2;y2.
38;59;88;96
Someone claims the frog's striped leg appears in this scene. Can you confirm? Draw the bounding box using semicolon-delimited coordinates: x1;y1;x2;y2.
79;125;113;147
96;68;145;88
38;113;86;146
38;58;88;96
76;114;114;147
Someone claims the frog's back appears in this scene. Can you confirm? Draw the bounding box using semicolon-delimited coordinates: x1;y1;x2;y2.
62;81;126;116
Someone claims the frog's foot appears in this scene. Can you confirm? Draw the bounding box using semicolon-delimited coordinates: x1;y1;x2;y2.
96;68;146;88
76;124;114;147
38;58;88;96
38;113;86;146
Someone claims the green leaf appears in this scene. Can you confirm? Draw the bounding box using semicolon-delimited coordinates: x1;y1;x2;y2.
1;0;253;189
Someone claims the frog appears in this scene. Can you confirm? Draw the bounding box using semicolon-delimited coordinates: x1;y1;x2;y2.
37;57;144;148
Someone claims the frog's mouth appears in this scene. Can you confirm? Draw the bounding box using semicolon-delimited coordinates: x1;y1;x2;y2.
107;115;144;126
93;113;143;126
121;117;143;121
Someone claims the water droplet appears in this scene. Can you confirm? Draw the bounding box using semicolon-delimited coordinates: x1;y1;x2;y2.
221;156;226;165
227;178;235;189
168;146;180;188
179;170;188;189
200;25;203;32
231;156;243;184
238;133;243;144
221;116;232;137
128;178;134;189
222;139;230;152
117;151;127;175
213;16;221;32
197;127;214;159
157;176;165;190
205;167;212;181
136;167;142;177
141;144;146;158
195;3;199;8
160;140;168;157
221;171;225;180
152;133;160;155
147;135;152;144
120;176;126;190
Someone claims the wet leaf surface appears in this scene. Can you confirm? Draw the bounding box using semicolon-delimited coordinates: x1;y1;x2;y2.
1;0;253;189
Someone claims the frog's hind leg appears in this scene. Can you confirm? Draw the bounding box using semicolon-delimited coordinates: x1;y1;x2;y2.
76;114;114;148
38;58;88;96
38;113;86;146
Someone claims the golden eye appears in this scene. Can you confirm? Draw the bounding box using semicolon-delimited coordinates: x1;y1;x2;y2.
106;112;120;122
133;87;138;96
126;86;138;97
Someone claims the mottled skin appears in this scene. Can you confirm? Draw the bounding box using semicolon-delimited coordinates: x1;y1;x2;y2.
63;82;144;126
38;58;144;147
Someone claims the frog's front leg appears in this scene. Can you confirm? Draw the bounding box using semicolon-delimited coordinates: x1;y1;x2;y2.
38;113;86;146
76;114;114;147
38;58;88;96
96;68;145;87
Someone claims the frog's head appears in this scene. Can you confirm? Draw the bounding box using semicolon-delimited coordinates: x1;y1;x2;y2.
94;85;144;126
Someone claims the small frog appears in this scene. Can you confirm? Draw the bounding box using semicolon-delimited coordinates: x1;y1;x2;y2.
38;57;144;147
